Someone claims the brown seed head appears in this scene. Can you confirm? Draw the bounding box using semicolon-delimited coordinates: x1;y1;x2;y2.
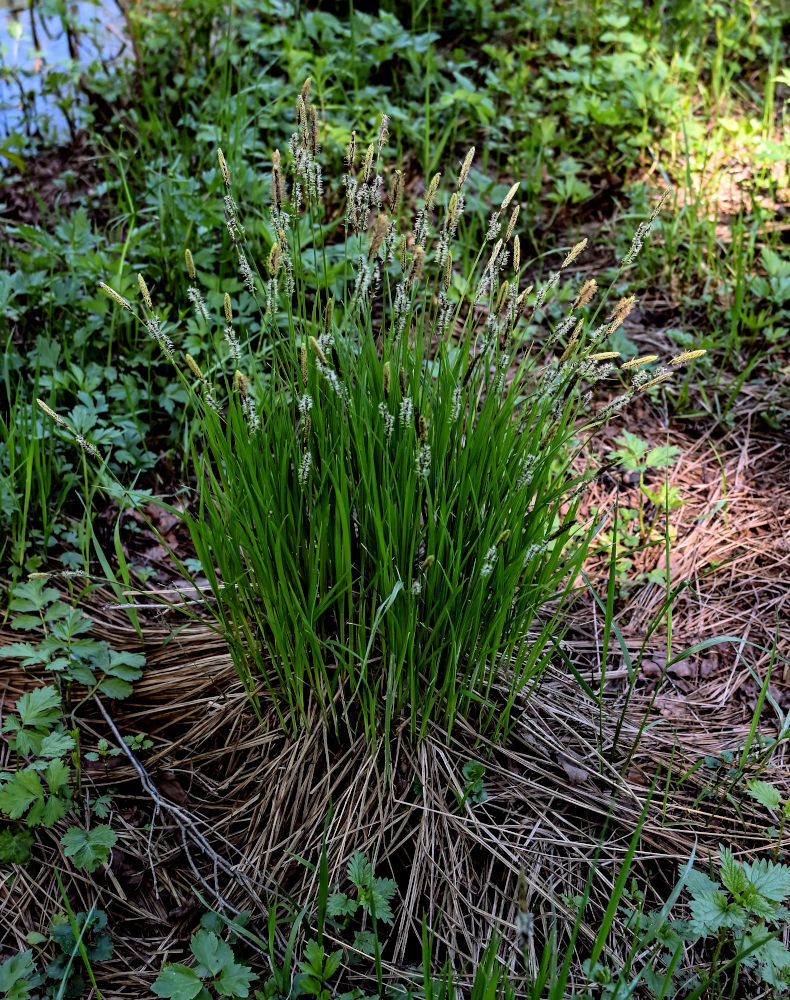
345;130;357;170
496;529;511;546
389;169;403;211
233;370;249;395
410;246;425;283
299;344;308;385
324;297;334;334
444;251;452;291
368;211;390;257
223;292;233;327
572;278;598;311
309;105;319;157
418;414;428;443
383;361;391;398
399;365;407;395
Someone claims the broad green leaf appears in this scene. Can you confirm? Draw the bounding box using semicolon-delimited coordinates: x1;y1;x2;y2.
98;677;134;699
16;686;61;729
39;731;76;759
215;961;256;997
326;892;356;918
0;950;42;994
0;771;43;820
151;964;205;1000
0;829;35;864
190;930;233;977
60;824;117;872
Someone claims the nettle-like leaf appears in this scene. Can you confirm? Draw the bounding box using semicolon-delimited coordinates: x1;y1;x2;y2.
747;780;783;811
60;824;117;872
719;847;749;897
347;851;374;889
359;878;397;925
688;889;746;935
743;857;790;904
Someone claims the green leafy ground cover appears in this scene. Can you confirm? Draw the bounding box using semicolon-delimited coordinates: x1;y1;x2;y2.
1;0;789;996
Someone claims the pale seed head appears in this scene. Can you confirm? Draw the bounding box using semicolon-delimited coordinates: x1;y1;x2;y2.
185;248;196;281
562;238;587;268
638;371;675;391
425;172;441;211
137;273;153;311
362;142;375;184
505;203;519;242
587;351;620;361
513;235;520;274
98;281;132;311
670;349;707;365
420;554;435;572
233;369;249;395
368;211;390;257
185;353;203;379
217;147;230;186
36;398;67;426
458;147;475;189
223;292;233;326
267;242;281;276
324;297;334;334
418;414;428;443
621;354;659;371
501;181;520;211
299;344;308;385
309;336;327;365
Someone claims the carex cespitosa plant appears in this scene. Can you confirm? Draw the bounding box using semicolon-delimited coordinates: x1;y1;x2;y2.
94;82;703;745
